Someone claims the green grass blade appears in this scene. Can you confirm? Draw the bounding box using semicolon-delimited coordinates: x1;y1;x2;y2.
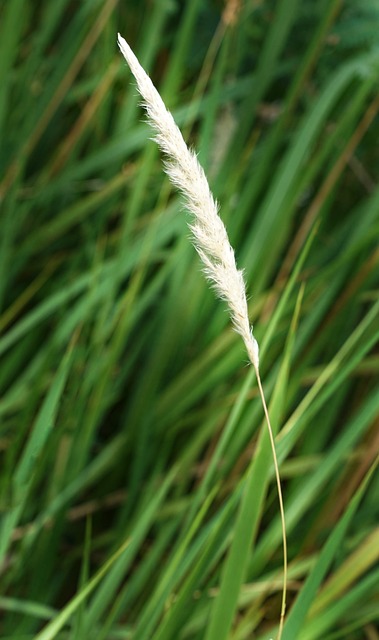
34;538;130;640
0;336;76;562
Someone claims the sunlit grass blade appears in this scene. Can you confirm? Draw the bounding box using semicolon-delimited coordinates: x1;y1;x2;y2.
204;287;303;640
34;537;131;640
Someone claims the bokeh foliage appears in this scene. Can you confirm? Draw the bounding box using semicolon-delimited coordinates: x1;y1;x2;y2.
0;1;378;638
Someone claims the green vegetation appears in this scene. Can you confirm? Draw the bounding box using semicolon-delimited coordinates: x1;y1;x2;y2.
1;1;378;638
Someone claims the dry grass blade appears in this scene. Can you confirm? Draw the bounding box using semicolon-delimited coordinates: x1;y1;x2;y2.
117;33;287;638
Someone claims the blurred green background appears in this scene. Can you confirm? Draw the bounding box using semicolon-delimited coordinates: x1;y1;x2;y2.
0;1;379;638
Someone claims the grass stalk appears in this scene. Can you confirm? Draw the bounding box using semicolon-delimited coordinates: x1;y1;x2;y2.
255;370;287;639
117;33;287;638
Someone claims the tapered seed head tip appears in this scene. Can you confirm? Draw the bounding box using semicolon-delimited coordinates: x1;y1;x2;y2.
117;33;133;62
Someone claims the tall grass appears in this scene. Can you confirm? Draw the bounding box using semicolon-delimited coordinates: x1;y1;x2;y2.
1;1;379;639
117;32;288;639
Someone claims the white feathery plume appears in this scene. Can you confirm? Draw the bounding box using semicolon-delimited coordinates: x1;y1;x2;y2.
117;33;259;370
117;34;286;639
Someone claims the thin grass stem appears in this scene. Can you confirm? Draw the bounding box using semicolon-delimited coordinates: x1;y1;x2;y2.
255;364;287;640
